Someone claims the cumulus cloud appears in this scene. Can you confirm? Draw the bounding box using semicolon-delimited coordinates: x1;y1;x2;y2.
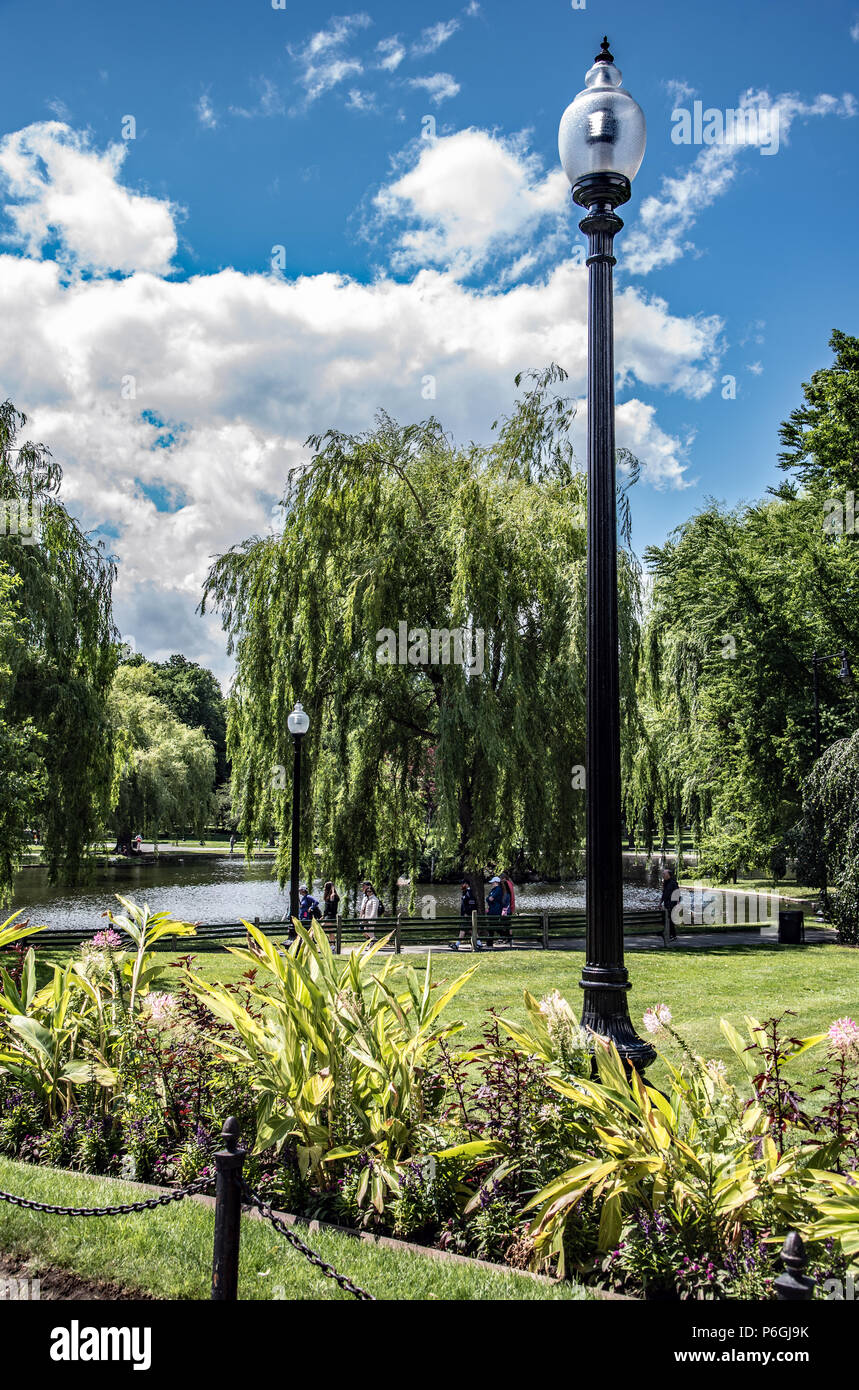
0;124;724;674
0;123;180;277
625;88;856;275
373;129;567;278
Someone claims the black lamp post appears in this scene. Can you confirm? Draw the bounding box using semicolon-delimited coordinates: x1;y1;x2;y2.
559;37;655;1071
287;701;310;926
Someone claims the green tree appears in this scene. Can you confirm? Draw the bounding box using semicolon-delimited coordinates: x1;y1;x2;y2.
109;665;216;848
636;333;859;879
202;369;643;903
793;731;859;943
778;329;859;492
151;654;228;784
0;401;118;891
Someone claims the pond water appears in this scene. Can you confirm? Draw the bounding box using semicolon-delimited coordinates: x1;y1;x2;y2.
9;859;667;934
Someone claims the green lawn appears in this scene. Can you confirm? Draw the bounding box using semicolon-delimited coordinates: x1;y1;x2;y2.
0;1158;588;1301
38;935;852;1095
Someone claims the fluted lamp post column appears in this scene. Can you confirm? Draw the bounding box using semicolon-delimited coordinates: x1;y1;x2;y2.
559;37;655;1071
287;701;310;927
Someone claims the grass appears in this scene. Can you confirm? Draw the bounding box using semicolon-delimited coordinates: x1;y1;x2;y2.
99;936;858;1095
0;1158;589;1301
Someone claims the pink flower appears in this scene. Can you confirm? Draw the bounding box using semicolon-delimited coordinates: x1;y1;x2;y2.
828;1017;859;1056
91;928;123;949
643;1003;672;1035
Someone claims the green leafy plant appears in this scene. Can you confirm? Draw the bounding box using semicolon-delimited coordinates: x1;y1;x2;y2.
522;1009;825;1277
188;919;476;1216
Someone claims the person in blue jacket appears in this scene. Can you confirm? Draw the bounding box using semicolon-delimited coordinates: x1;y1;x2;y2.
485;876;505;949
298;885;321;925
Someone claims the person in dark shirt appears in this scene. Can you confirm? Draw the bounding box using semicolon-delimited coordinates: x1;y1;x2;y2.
660;868;681;941
449;880;477;951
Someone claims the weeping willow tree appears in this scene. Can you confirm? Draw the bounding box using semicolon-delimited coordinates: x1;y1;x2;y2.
203;368;644;905
108;665;216;849
793;731;859;943
0;401;118;893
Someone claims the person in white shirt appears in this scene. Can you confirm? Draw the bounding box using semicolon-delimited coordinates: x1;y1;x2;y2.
359;881;379;942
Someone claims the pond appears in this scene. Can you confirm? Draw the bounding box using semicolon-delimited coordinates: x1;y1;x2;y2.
9;858;668;934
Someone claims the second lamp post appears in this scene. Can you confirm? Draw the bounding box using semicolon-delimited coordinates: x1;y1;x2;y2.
287;702;310;924
559;37;655;1071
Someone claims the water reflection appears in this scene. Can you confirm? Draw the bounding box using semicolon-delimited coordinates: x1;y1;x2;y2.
10;860;667;933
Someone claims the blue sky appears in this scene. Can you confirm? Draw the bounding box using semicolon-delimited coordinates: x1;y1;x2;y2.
0;0;857;678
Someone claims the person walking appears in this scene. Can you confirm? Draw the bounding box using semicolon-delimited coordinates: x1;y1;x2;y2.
660;867;681;942
322;881;339;947
298;885;321;926
500;873;516;945
485;876;505;949
229;832;236;857
359;880;379;942
449;879;477;950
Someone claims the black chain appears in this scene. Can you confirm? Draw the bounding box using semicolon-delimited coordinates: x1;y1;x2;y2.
241;1182;375;1301
0;1174;211;1217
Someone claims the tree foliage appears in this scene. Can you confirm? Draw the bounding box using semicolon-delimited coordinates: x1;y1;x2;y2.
109;664;216;847
635;332;859;879
792;731;859;943
0;401;118;892
203;368;644;901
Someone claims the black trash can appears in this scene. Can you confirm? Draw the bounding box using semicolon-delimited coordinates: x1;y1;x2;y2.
778;910;805;944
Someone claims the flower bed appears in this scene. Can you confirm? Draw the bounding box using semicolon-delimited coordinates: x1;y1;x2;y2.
0;901;856;1299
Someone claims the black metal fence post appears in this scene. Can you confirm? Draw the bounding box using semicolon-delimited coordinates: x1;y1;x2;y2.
774;1231;814;1301
211;1117;246;1301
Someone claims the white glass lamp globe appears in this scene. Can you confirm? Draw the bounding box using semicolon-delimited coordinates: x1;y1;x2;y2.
558;37;646;189
287;702;310;736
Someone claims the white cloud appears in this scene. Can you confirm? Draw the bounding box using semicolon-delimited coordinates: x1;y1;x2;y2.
288;13;372;105
377;36;406;71
346;89;378;113
196;91;217;129
746;361;764;375
411;20;459;57
407;73;460;105
46;97;72;121
229;76;285;119
626;88;856;275
0;124;724;674
0;123;179;276
663;79;696;106
851;18;859;40
373;129;567;278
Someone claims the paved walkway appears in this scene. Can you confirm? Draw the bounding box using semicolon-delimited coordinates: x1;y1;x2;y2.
391;925;839;955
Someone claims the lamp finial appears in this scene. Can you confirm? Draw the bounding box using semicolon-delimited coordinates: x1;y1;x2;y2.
595;36;614;64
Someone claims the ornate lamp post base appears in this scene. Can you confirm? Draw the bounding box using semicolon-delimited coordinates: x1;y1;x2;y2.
580;964;657;1072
